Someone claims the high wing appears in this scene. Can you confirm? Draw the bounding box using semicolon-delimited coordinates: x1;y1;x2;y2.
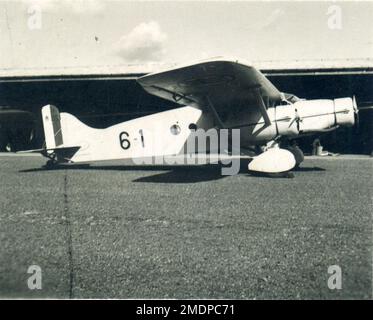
137;59;284;127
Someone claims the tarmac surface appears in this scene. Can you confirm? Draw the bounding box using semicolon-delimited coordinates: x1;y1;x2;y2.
0;153;372;299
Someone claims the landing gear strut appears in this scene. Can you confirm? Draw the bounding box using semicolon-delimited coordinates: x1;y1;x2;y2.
43;151;59;169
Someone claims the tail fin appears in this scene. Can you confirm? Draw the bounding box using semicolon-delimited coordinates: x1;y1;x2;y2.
42;105;64;149
38;105;83;163
18;105;85;162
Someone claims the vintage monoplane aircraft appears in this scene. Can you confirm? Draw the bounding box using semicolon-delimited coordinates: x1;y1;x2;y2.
20;58;358;174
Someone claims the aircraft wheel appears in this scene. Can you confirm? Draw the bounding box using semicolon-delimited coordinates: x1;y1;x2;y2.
284;146;304;168
284;171;295;178
44;159;57;169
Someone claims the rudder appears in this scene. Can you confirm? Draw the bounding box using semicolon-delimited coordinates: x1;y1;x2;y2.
41;104;63;149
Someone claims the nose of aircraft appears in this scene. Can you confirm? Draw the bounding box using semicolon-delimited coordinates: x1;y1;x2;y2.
334;97;356;127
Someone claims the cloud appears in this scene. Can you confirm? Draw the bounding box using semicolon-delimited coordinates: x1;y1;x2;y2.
261;8;285;29
21;0;105;14
115;21;168;63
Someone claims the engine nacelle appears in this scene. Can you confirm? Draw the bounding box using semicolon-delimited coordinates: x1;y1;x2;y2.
243;97;356;145
293;97;355;133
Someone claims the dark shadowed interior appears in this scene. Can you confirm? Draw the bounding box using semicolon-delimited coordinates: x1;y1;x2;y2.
0;71;372;154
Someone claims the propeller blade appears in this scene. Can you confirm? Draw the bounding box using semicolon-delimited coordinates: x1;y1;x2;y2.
358;106;373;111
288;117;297;127
288;109;302;129
353;95;358;113
352;95;360;132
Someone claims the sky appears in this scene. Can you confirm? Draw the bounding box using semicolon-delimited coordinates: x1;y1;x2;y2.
0;0;372;71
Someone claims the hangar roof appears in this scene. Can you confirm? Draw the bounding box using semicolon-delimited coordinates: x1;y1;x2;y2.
1;58;373;82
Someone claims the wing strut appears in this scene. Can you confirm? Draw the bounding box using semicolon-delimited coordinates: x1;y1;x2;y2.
254;89;272;126
206;95;226;129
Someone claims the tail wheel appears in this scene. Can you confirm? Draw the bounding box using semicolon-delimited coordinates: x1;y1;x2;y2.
44;159;57;169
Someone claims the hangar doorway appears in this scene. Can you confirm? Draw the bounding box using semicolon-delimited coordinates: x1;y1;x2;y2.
0;71;372;154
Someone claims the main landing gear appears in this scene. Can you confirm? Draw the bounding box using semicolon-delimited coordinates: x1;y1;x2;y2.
265;139;304;169
283;145;304;169
248;140;304;177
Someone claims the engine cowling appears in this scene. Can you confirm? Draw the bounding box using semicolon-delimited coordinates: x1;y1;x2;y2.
333;97;355;127
243;97;356;145
292;97;355;133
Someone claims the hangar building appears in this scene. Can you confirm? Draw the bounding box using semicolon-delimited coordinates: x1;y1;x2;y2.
0;60;372;155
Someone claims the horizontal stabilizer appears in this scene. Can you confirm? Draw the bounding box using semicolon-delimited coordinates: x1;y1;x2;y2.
17;148;46;154
18;146;81;163
17;146;81;154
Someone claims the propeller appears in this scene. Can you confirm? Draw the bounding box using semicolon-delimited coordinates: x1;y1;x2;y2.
353;96;373;134
353;95;359;131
